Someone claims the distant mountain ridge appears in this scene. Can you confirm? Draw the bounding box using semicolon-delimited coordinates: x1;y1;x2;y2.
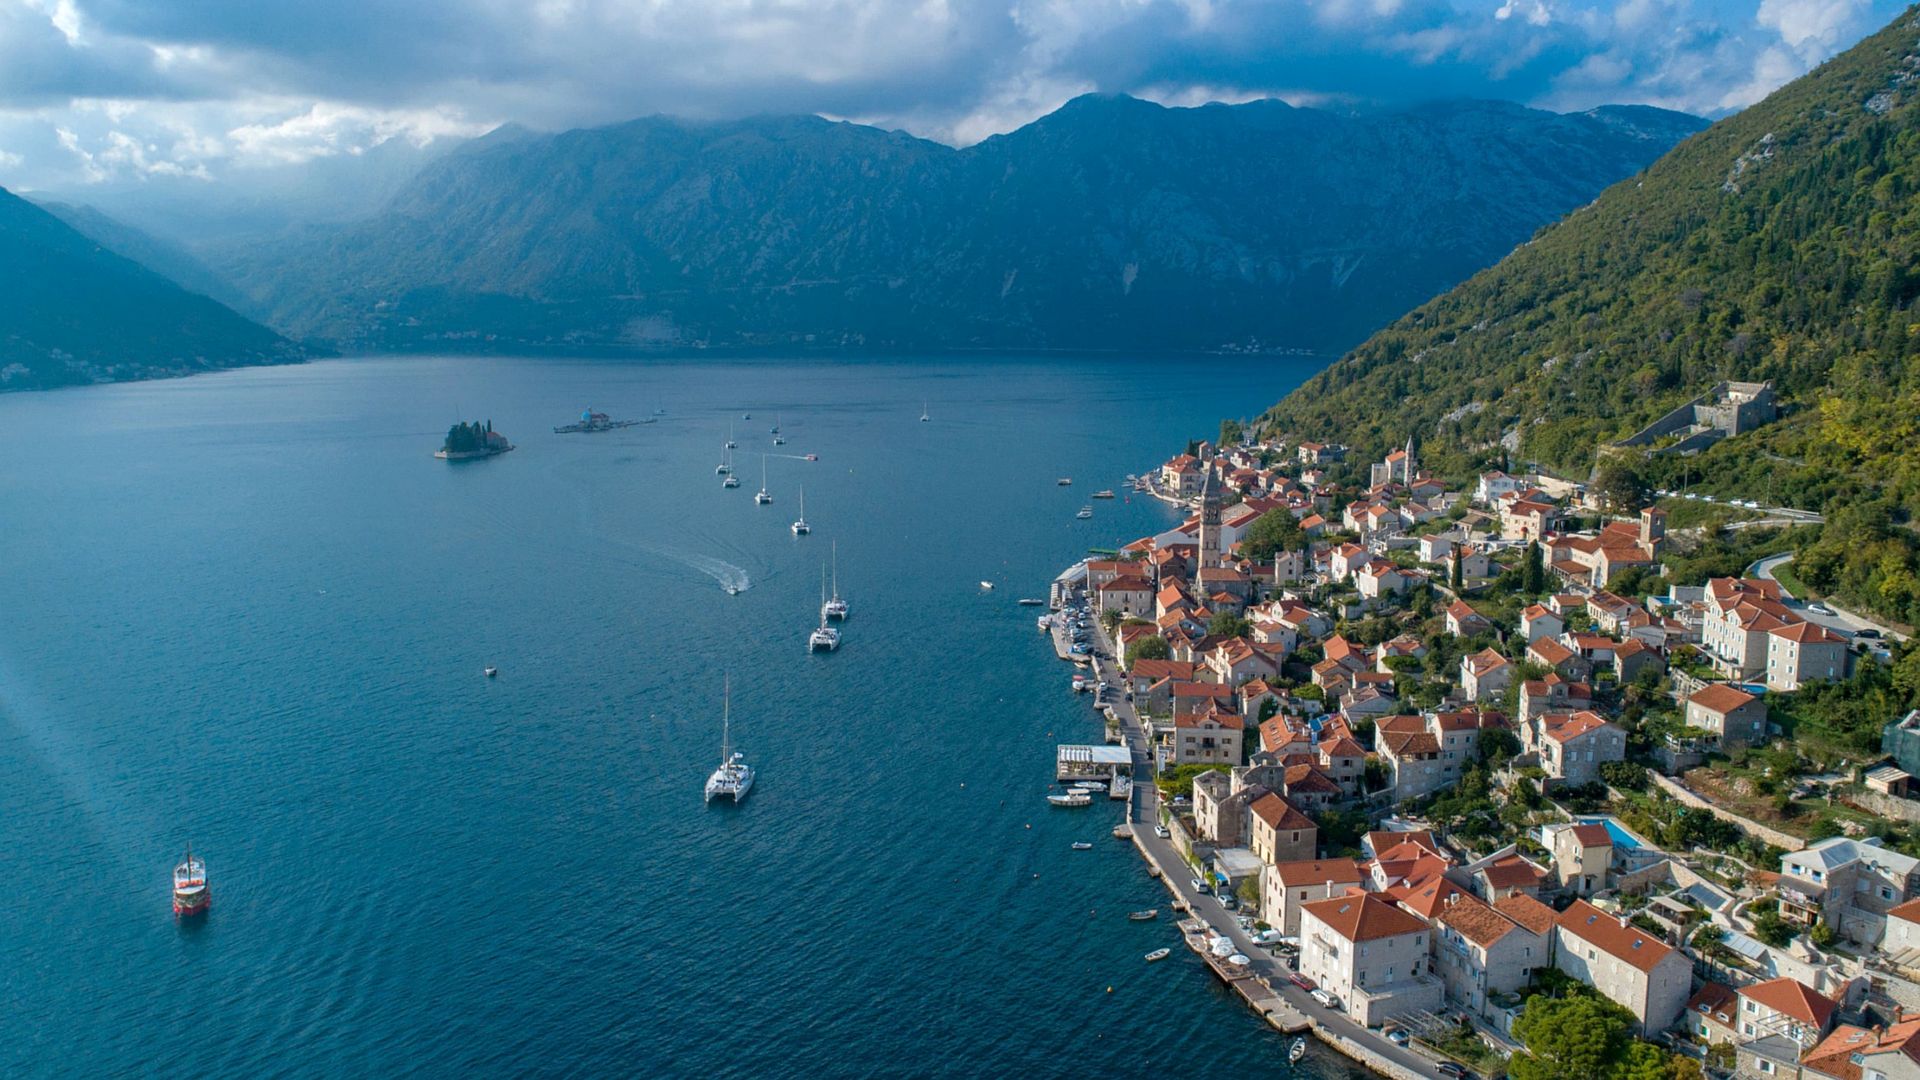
0;187;307;391
207;94;1705;356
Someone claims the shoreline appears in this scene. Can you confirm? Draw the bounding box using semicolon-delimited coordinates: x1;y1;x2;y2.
1049;566;1441;1080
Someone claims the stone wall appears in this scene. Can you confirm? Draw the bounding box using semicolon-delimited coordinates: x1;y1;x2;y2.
1848;790;1920;826
1648;772;1806;851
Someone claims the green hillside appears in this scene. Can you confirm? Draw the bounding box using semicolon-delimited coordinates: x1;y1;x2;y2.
1261;8;1920;623
0;187;305;390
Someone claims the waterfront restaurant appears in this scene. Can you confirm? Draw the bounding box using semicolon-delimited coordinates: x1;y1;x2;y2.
1056;744;1133;782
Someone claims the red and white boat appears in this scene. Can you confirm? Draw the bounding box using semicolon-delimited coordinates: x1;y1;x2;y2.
173;846;209;917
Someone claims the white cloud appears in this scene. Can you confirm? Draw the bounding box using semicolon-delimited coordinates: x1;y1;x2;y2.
1757;0;1871;59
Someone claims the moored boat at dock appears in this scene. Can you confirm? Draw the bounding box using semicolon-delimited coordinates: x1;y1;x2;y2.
1046;791;1092;807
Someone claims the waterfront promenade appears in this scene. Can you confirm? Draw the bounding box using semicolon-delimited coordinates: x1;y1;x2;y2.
1080;614;1447;1080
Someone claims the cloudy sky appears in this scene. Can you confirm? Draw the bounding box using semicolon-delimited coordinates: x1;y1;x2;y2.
0;0;1904;191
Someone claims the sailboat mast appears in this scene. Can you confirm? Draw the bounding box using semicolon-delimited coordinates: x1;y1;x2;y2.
831;540;840;600
722;676;732;760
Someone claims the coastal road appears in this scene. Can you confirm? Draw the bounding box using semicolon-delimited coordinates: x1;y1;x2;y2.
1748;552;1908;643
1080;611;1447;1080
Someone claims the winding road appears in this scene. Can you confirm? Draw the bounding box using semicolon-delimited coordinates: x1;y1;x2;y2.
1748;551;1908;643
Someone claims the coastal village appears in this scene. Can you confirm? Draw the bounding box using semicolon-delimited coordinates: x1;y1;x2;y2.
1046;423;1919;1080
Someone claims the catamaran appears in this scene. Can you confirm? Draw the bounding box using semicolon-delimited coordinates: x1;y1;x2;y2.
920;400;930;422
722;446;740;487
755;455;772;505
791;485;810;535
823;540;849;621
172;845;209;917
809;566;841;651
725;422;737;450
704;679;754;804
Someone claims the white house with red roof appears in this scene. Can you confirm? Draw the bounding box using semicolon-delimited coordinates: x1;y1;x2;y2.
1734;976;1837;1049
1460;648;1513;703
1766;621;1849;690
1554;899;1692;1034
1260;857;1367;935
1171;708;1243;766
1538;711;1625;786
1433;893;1551;1019
1545;821;1614;895
1299;893;1444;1026
1685;683;1769;748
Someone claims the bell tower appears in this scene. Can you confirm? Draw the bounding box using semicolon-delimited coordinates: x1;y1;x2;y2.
1199;472;1224;569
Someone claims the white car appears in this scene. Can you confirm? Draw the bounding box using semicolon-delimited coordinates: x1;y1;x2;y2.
1154;825;1171;839
1310;989;1339;1009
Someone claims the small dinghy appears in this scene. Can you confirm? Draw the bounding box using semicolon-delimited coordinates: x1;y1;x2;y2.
1145;948;1171;962
1070;841;1093;851
1128;909;1159;921
1289;1038;1308;1064
484;666;498;678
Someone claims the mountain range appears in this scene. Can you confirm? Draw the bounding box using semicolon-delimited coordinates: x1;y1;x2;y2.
0;187;306;391
184;95;1703;356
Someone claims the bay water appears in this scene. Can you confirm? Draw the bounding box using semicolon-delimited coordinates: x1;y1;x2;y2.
0;354;1368;1077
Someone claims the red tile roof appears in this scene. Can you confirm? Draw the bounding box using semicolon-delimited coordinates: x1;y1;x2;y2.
1493;894;1558;935
1687;683;1759;714
1739;977;1837;1029
1302;893;1430;943
1556;899;1677;972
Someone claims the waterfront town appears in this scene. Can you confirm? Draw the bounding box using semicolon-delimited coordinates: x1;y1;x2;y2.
1045;419;1920;1080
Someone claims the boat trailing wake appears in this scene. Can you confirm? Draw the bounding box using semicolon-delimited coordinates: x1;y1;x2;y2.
672;552;751;594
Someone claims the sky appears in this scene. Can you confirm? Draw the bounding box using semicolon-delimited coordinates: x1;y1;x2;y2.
0;0;1907;192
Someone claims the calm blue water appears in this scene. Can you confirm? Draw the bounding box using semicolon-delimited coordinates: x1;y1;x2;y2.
0;354;1367;1078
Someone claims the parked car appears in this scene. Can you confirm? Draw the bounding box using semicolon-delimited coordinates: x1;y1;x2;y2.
1288;972;1315;991
1386;1029;1411;1046
1856;628;1882;640
1809;602;1835;616
1309;989;1339;1009
1153;825;1171;839
1435;1063;1471;1079
1189;878;1205;892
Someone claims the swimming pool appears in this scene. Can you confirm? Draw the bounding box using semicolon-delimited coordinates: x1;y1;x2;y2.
1580;817;1643;850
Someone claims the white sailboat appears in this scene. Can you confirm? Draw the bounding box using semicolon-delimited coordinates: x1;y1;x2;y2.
755;454;772;505
703;678;754;804
822;540;849;621
808;565;841;652
725;422;737;450
791;485;810;535
920;400;930;422
722;445;740;487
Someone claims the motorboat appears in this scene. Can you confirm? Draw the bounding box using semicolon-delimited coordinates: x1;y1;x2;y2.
1071;781;1106;792
1289;1038;1307;1064
704;679;755;804
1056;477;1073;486
1046;792;1092;807
803;453;819;461
979;580;994;590
725;585;741;596
1075;505;1093;519
1145;948;1172;962
1070;842;1093;851
1092;489;1116;499
483;666;498;678
1017;597;1044;606
1128;909;1158;921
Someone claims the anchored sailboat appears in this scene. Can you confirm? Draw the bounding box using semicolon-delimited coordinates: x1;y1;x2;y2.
755;454;772;505
823;540;849;621
704;678;755;804
809;565;841;652
722;445;739;487
792;485;810;535
920;400;930;422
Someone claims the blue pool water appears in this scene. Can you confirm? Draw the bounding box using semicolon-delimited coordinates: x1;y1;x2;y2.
0;354;1379;1078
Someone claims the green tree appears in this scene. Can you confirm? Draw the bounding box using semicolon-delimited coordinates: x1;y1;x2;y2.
1126;635;1170;665
1509;993;1636;1080
1523;541;1546;595
1208;610;1253;639
1451;552;1465;589
1593;458;1648;514
1240;509;1307;565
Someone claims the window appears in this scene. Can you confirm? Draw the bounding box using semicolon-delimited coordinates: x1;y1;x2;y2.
1758;1062;1774;1075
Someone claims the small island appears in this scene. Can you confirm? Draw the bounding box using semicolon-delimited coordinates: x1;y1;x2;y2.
435;419;514;460
554;408;646;434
